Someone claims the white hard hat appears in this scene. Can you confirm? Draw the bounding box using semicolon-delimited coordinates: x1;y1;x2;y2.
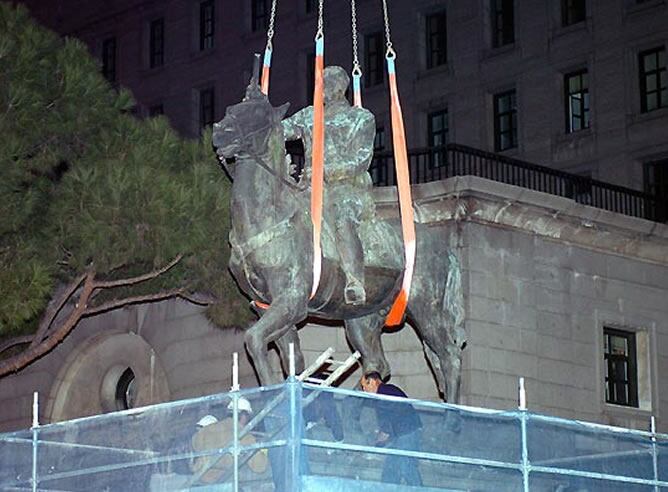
227;397;253;414
196;414;218;427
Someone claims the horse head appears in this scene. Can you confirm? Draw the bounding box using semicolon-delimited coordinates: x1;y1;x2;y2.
213;80;289;162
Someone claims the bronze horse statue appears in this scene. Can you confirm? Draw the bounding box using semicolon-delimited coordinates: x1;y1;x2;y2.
213;79;465;402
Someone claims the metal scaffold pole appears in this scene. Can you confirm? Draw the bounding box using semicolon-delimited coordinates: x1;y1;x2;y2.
31;391;39;492
519;377;529;492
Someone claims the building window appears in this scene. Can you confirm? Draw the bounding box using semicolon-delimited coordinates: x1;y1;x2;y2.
491;0;514;48
149;104;164;117
200;0;215;50
251;0;268;32
364;32;384;88
199;87;215;130
565;70;590;133
428;109;449;148
639;47;667;113
374;126;386;152
426;11;447;69
604;328;639;407
102;37;116;82
562;0;586;26
305;0;317;14
645;159;668;222
149;18;164;68
494;90;517;151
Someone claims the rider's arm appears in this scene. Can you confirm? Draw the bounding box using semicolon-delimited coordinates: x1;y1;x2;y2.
282;108;306;141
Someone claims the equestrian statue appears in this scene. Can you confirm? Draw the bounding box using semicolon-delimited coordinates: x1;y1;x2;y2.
212;66;465;402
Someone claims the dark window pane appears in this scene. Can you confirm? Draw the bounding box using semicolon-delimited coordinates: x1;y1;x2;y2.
102;37;117;82
494;90;517;151
428;109;448;149
150;18;164;68
199;87;215;130
603;328;638;407
149;104;164;116
562;0;586;26
426;11;447;69
565;70;590;133
251;0;268;32
640;47;667;112
364;32;385;87
491;0;514;48
200;0;215;50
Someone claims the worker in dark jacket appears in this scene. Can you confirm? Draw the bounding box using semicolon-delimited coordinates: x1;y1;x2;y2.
360;372;423;486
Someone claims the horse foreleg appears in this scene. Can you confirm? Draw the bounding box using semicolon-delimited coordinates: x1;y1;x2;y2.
245;299;307;385
274;325;305;377
344;312;390;380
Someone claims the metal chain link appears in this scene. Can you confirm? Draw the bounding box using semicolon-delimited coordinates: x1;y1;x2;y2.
316;0;324;39
351;0;361;72
265;0;278;51
381;0;395;58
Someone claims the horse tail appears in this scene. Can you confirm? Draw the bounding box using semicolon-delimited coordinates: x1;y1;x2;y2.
443;251;465;344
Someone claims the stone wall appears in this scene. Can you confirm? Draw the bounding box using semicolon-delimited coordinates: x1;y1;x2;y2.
2;177;667;434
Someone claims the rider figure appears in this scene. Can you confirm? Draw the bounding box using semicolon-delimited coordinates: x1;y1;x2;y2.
283;66;376;305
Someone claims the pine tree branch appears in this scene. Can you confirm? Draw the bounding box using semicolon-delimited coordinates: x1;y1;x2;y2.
83;289;185;317
0;335;34;356
0;256;188;377
0;272;95;378
30;272;88;348
93;254;183;289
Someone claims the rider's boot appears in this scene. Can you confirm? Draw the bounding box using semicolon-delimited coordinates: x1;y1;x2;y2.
336;220;366;305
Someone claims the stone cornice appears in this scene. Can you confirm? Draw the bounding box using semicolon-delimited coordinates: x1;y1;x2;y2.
373;176;668;265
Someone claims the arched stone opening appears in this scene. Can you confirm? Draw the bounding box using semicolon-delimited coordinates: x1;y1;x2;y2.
46;332;171;423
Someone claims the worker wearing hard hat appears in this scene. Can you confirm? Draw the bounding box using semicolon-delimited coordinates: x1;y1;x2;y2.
191;397;268;485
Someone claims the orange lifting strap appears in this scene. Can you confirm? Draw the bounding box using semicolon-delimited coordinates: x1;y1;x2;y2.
381;3;416;327
310;32;325;298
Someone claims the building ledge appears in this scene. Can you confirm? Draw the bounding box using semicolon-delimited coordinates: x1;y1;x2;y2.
373;175;668;265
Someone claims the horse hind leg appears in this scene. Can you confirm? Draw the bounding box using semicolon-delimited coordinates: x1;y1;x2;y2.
412;308;465;403
344;312;390;380
274;325;305;377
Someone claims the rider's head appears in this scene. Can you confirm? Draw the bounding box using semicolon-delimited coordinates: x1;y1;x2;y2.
324;66;350;105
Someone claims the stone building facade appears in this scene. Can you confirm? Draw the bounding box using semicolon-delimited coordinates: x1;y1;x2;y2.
2;179;667;434
19;0;668;193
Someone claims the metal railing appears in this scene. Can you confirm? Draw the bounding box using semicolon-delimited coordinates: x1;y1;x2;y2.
368;143;667;222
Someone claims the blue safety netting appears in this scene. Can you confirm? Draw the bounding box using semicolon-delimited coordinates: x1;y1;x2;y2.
1;380;666;491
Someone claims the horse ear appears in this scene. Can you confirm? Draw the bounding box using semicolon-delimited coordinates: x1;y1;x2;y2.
275;102;290;121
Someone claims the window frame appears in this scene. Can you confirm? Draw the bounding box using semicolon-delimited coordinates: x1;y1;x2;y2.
425;10;447;69
639;46;667;113
603;327;639;408
564;69;590;133
102;37;117;83
305;0;317;14
644;159;668;222
199;87;215;131
251;0;268;33
199;0;215;51
491;0;515;48
493;89;518;151
149;18;165;68
561;0;587;27
364;32;385;88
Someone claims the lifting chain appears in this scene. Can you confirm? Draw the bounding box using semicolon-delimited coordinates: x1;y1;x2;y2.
351;0;361;75
316;0;324;40
265;0;278;51
380;0;396;59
